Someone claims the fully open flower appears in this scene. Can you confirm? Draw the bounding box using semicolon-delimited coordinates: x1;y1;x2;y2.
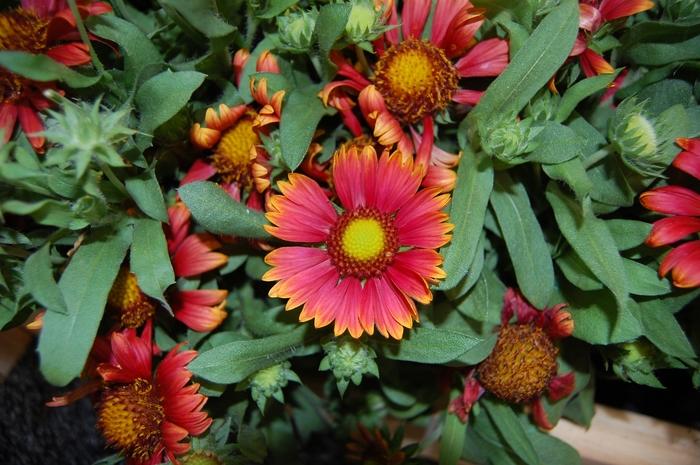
572;0;654;77
97;325;212;464
640;138;700;288
319;0;507;191
107;203;228;332
0;0;111;150
450;289;575;429
262;145;452;339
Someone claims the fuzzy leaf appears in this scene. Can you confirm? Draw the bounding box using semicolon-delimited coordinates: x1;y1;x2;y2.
124;169;168;223
130;218;175;311
23;244;68;315
314;3;352;79
178;181;271;239
439;393;468;465
0;51;100;88
482;398;541;465
37;226;132;386
556;72;619;122
380;327;483;364
280;84;328;170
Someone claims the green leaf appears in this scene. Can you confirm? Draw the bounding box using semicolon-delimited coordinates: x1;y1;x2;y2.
23;245;68;315
556;72;619;123
256;0;299;18
542;157;593;199
0;51;100;88
626;34;700;66
37;226;132;386
313;3;352;79
160;0;237;39
189;326;314;383
130;218;175;311
439;151;493;290
623;259;671;296
470;0;578;129
280;84;328;170
439;394;468;465
526;424;581;465
634;292;698;358
556;251;603;291
135;70;206;135
564;287;642;344
546;184;628;308
380;327;483;364
526;122;582;165
88;15;162;87
124;169;168;223
178;181;271;239
606;219;652;250
482;398;541;465
490;172;554;308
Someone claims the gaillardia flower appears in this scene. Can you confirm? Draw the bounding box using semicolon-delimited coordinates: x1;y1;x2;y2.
97;326;212;464
107;203;228;332
450;289;575;429
572;0;654;76
640;138;700;288
0;0;111;150
262;145;452;339
320;0;508;192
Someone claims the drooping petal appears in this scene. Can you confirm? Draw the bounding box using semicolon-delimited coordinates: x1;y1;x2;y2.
646;216;700;247
401;0;431;40
548;372;576;402
640;185;700;216
17;104;45;151
448;375;485;423
501;288;539;325
599;0;654;22
0;102;18;144
171;233;228;278
454;38;509;78
544;304;574;340
658;240;700;288
531;398;554;429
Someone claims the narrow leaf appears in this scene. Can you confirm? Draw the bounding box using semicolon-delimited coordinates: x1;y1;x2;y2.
380;327;483;364
280;84;328;170
23;245;68;315
0;51;100;88
130;218;175;311
124;169;168;223
439;394;468;465
482;398;541;465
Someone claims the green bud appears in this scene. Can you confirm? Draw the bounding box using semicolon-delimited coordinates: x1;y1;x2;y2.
181;451;224;465
319;337;379;396
481;116;543;162
344;0;391;45
611;340;664;388
609;98;675;176
277;9;318;53
526;90;559;122
241;361;300;412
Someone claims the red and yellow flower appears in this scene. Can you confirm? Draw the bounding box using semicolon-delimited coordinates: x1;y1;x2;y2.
641;138;700;288
262;144;452;339
108;203;228;332
572;0;654;77
0;0;111;150
450;289;575;429
319;0;508;192
96;325;212;465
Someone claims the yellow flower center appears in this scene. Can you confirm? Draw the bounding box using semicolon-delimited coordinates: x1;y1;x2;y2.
182;451;224;465
0;9;49;104
108;267;157;328
342;218;386;261
98;379;165;462
327;207;399;279
477;324;558;404
374;38;458;124
211;115;260;186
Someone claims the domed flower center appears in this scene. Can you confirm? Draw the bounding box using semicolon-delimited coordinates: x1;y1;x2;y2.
326;207;399;279
0;9;49;54
211;115;260;186
98;379;165;462
108;267;157;328
477;324;558;404
374;38;458;124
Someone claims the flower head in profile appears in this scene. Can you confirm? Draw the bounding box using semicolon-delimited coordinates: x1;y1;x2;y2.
0;0;112;151
107;203;228;332
450;289;575;429
262;145;452;339
572;0;654;76
319;0;508;192
640;138;700;288
96;326;212;465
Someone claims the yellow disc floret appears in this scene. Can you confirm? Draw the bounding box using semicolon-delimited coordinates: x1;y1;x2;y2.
0;9;48;53
477;324;558;404
374;38;458;124
211;115;260;186
108;267;157;328
98;379;165;462
342;218;386;261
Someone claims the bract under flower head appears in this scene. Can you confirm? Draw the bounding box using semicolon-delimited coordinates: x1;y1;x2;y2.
263;145;452;339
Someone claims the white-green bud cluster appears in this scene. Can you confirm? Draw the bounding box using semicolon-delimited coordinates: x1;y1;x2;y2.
42;92;134;179
276;8;318;53
609;98;676;176
319;338;379;396
481;116;543;162
242;361;300;412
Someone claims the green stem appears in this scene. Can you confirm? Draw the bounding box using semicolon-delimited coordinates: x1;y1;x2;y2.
97;161;128;196
583;145;613;169
66;0;104;74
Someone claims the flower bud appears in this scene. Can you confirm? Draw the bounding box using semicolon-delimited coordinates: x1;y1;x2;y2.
611;340;664;388
481;116;543;162
242;361;300;411
344;0;391;45
319;337;379;396
181;451;223;465
277;9;318;53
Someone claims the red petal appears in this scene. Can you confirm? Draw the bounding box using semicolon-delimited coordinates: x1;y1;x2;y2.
531;398;554;429
599;0;654;22
401;0;431;40
454;38;509;78
179;159;217;186
17;105;45;151
673;148;700;180
46;43;90;66
544;304;574;340
659;240;700;288
579;48;614;77
0;103;18;144
647;216;700;247
548;372;575;402
640;185;700;216
171;233;227;278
